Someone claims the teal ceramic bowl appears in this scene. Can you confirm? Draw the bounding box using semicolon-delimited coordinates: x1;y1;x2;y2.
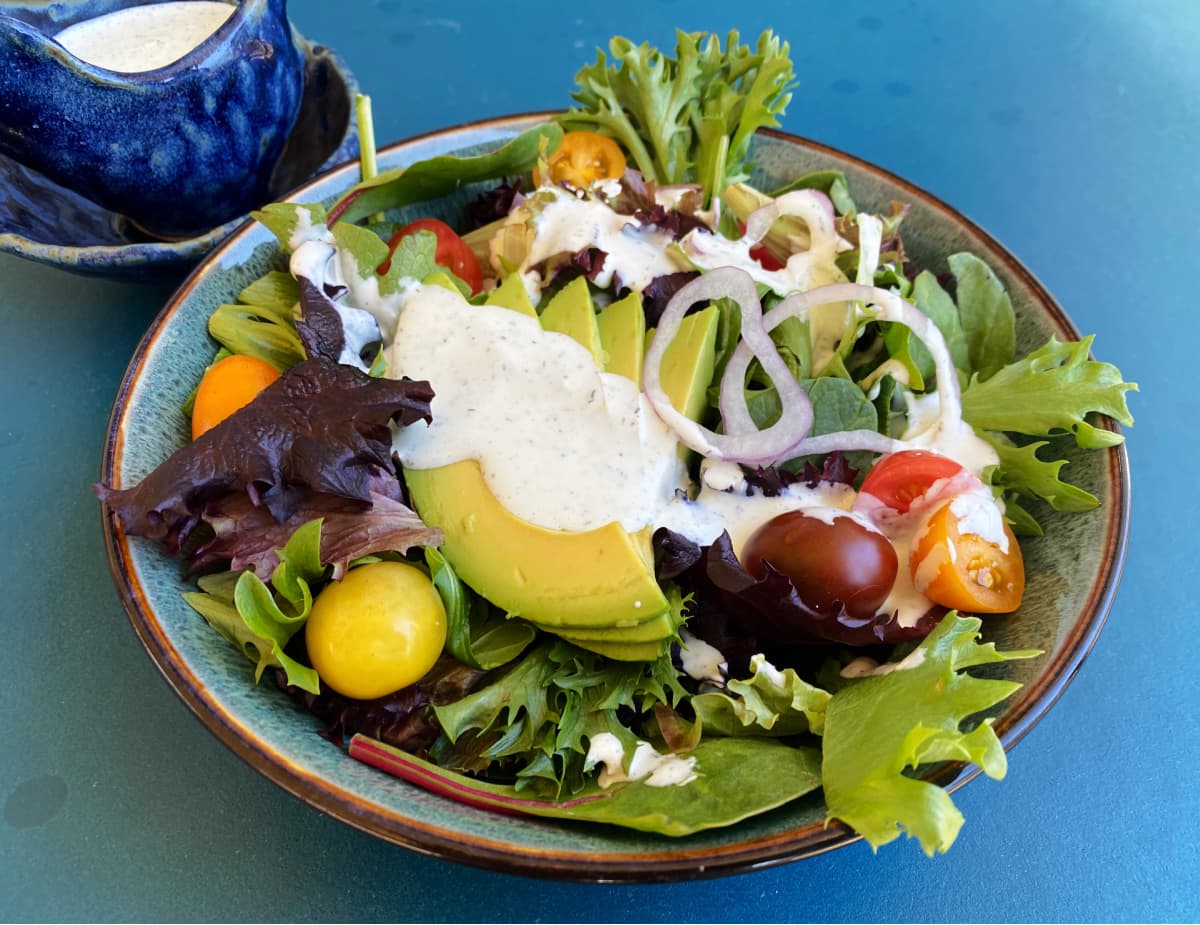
100;114;1131;882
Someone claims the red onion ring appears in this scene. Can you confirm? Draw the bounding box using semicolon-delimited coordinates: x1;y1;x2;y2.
723;281;963;461
643;267;815;462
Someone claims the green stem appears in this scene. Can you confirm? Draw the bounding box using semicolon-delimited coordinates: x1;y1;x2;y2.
354;94;385;224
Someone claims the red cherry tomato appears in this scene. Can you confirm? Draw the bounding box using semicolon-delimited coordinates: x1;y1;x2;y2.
379;218;483;294
749;243;786;270
737;221;787;270
741;509;898;620
858;450;968;514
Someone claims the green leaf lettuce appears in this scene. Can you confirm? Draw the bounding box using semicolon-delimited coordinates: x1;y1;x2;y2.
822;613;1040;856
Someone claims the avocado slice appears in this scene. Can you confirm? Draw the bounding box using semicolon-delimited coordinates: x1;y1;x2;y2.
483;272;538;318
404;461;670;630
557;635;671;662
405;288;721;660
538;277;603;366
647;304;720;423
544;605;681;642
596;291;646;384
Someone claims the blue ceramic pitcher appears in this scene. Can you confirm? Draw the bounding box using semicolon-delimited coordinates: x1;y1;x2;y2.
0;0;305;237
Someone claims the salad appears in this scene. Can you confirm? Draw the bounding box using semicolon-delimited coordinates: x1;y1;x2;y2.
97;30;1135;855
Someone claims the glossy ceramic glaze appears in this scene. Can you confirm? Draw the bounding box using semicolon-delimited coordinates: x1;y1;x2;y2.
0;37;357;280
99;114;1131;882
0;0;303;237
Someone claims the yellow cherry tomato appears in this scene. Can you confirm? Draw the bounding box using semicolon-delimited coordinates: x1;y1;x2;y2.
535;131;627;188
191;354;280;439
910;499;1025;613
304;561;447;700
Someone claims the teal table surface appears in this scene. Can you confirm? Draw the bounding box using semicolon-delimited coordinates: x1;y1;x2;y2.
2;1;1196;921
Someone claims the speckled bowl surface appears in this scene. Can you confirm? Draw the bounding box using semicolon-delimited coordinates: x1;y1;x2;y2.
100;114;1131;882
0;37;358;280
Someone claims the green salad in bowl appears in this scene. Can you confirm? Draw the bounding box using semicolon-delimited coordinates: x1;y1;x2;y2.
98;30;1134;875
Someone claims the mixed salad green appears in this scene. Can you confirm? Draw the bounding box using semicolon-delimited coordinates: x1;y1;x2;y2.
98;30;1135;855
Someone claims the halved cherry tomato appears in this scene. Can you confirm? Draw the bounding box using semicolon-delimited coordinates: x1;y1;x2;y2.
191;354;280;439
859;450;968;514
910;497;1025;613
534;130;626;189
741;509;898;620
380;218;483;294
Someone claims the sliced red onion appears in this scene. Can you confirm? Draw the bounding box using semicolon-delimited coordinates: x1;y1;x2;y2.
743;188;839;262
721;281;963;462
643;267;814;462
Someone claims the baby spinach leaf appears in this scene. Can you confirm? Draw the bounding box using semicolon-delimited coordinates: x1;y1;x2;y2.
350;733;821;836
331;123;563;227
950;252;1015;381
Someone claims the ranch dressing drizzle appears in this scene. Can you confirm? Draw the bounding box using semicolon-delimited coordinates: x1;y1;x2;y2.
386;283;683;533
585;733;697;788
524;189;684;292
56;1;235;73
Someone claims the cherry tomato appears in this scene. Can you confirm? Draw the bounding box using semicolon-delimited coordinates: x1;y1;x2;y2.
534;130;626;189
910;497;1025;613
741;509;898;620
736;222;786;270
305;561;447;700
190;354;280;440
380;218;483;294
749;243;786;271
858;450;968;513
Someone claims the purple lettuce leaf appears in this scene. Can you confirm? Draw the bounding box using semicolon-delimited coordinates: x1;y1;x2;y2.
275;655;489;751
194;489;442;579
742;452;860;498
295;277;349;363
96;357;435;567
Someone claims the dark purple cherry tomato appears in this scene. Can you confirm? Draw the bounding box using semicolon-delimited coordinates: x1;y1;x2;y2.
740;509;899;620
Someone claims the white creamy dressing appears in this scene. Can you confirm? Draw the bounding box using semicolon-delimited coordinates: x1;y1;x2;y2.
655;460;859;558
56;1;234;72
840;646;927;679
677;628;727;685
386;284;684;533
585;733;698;788
523;188;686;292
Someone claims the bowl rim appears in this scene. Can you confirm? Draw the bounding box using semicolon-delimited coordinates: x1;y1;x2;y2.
100;111;1131;882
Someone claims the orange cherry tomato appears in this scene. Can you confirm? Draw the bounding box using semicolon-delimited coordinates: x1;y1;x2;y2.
534;131;626;189
379;218;483;295
191;354;280;439
859;450;967;514
910;498;1025;613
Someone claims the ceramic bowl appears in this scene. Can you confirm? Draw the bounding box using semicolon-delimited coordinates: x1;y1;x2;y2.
0;37;358;280
100;114;1131;882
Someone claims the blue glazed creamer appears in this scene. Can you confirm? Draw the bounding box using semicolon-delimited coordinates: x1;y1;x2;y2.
0;0;305;237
